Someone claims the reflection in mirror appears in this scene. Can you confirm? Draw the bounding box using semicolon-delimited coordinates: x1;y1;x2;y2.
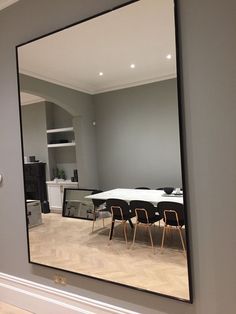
62;189;95;219
17;0;191;301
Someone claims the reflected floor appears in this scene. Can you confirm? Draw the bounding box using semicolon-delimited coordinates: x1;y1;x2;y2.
29;213;189;300
0;302;32;314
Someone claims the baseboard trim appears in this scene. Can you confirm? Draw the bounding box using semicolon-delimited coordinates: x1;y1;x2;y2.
0;272;138;314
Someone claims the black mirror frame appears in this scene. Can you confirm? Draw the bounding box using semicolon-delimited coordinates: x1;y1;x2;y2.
15;0;193;303
62;188;96;220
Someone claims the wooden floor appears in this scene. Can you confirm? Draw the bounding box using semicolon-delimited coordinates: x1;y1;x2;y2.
29;213;189;300
0;302;32;314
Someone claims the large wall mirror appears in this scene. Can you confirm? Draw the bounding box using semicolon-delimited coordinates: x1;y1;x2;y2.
16;0;192;302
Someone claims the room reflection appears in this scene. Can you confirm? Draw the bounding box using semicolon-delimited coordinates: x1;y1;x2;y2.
17;0;191;301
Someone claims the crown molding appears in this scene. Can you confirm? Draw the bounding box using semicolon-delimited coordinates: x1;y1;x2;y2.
20;69;92;95
20;69;176;95
94;74;177;94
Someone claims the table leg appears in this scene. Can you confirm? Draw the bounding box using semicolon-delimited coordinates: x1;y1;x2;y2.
128;219;134;229
109;221;115;240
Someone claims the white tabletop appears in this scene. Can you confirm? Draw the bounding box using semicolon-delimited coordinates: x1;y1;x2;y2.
85;188;183;205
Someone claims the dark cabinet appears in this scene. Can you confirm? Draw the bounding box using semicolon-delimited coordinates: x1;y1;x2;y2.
24;163;47;204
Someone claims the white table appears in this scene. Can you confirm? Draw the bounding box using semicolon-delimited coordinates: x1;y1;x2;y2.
85;188;183;205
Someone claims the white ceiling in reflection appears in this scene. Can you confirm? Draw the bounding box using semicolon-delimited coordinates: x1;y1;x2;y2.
18;0;176;95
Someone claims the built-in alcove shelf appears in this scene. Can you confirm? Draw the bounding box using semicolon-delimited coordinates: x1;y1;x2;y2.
47;126;75;148
47;142;76;148
46;127;74;134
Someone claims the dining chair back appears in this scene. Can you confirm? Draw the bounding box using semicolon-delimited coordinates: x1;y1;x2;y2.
106;198;132;220
157;201;186;253
106;198;134;244
129;200;162;250
129;200;161;224
157;201;185;226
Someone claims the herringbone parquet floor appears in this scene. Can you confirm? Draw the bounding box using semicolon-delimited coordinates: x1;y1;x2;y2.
29;213;189;300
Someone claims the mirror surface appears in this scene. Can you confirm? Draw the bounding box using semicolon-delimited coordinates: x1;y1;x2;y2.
17;0;191;301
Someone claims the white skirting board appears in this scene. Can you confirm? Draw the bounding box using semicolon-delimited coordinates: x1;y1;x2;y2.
0;272;139;314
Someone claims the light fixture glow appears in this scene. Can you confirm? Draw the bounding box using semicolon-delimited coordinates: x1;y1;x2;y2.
166;54;172;60
99;72;103;76
130;64;135;69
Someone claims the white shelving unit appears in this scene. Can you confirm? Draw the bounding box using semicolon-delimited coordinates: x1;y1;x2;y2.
46;127;74;134
45;110;78;210
47;142;76;148
47;127;75;148
46;180;79;213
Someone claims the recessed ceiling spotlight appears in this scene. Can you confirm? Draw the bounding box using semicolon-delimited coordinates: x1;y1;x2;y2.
99;72;103;76
130;64;136;69
166;54;172;60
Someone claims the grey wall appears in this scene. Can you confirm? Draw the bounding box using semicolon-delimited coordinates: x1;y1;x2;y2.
21;102;48;163
22;101;77;180
0;1;236;314
94;79;182;190
46;102;73;129
19;74;93;117
20;74;98;188
21;79;181;190
21;101;50;178
73;115;98;189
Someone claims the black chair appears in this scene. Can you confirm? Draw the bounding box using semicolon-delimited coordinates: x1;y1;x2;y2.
106;199;135;244
129;200;162;249
158;187;183;191
90;190;110;232
157;201;186;253
156;187;174;190
135;187;150;190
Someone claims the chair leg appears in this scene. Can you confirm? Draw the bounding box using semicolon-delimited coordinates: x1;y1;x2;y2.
102;218;105;227
123;221;128;245
92;219;95;232
91;207;96;232
109;220;115;241
78;202;82;217
178;227;186;254
147;225;154;250
161;224;167;252
132;222;138;248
